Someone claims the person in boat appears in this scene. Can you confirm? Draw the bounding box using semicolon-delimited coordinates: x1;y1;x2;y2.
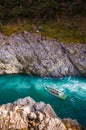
50;88;59;95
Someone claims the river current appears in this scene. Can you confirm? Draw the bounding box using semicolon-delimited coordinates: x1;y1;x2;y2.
0;74;86;127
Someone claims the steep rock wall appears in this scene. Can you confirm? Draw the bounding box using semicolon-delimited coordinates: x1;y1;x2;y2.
0;31;86;77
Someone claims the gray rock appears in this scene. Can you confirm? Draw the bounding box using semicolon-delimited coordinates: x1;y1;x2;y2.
34;102;46;111
28;112;37;120
42;104;57;118
14;97;35;106
0;97;84;130
0;32;86;77
38;25;43;31
62;118;83;130
38;117;67;130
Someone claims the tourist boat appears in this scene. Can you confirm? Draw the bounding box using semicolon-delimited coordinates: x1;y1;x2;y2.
44;86;67;99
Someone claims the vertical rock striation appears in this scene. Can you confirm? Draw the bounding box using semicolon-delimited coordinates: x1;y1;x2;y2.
0;32;86;77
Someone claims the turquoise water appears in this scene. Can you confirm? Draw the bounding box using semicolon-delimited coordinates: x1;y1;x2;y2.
0;74;86;128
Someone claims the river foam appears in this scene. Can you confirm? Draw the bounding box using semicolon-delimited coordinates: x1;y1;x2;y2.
0;74;86;127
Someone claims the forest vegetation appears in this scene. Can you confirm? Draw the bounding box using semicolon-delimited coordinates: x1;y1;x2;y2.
0;0;86;43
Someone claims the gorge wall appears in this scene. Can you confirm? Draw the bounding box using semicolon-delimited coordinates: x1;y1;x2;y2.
0;32;86;129
0;31;86;77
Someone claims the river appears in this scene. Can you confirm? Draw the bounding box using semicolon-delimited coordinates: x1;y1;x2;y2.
0;74;86;127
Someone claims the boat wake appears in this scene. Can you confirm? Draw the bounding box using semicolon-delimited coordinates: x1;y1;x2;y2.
0;75;86;127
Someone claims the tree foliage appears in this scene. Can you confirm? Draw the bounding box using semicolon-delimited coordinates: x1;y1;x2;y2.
0;0;85;22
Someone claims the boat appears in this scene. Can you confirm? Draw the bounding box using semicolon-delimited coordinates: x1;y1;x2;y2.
44;86;67;99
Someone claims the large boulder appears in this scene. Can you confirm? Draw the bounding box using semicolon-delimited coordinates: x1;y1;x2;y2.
0;97;84;130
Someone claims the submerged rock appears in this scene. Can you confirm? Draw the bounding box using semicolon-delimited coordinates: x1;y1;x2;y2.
0;32;86;77
0;97;84;130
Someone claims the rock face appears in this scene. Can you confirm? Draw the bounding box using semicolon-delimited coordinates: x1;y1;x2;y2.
0;97;84;130
0;32;86;77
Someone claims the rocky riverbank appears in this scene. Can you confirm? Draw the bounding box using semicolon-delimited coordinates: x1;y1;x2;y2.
0;31;86;77
0;97;84;130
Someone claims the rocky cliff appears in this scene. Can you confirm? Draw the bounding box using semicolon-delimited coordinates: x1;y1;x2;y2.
0;31;86;77
0;97;84;130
